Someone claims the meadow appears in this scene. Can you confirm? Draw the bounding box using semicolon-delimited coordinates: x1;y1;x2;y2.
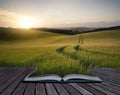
0;28;120;76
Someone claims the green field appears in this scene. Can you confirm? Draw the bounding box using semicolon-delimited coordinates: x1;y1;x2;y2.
0;28;120;76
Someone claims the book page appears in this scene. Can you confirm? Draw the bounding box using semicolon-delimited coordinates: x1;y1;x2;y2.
63;74;102;82
24;74;62;82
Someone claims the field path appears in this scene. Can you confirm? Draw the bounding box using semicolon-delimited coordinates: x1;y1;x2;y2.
56;46;93;69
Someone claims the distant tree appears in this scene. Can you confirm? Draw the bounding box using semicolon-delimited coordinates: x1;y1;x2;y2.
75;33;84;52
78;33;83;45
81;33;83;44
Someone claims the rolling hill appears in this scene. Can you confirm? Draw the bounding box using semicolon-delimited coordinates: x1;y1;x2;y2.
32;25;120;35
0;27;120;76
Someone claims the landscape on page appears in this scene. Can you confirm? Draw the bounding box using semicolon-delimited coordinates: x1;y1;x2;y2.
0;0;120;78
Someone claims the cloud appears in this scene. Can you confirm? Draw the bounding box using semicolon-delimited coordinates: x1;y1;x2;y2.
0;9;19;27
0;9;38;27
0;9;19;18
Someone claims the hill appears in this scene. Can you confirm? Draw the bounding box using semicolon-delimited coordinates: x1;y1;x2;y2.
0;28;120;76
32;25;120;35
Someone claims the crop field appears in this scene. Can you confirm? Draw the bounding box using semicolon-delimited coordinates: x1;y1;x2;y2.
0;28;120;76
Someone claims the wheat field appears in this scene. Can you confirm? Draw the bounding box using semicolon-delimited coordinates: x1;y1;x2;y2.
0;28;120;76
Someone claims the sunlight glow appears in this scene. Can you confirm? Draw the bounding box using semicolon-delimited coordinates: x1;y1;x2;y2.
18;16;36;28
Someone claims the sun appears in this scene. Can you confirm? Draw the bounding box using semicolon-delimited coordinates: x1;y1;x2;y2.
18;16;36;28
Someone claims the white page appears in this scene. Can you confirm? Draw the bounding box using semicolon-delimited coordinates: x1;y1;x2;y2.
63;74;102;81
24;74;62;82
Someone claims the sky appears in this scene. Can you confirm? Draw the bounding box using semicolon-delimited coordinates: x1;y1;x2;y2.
0;0;120;28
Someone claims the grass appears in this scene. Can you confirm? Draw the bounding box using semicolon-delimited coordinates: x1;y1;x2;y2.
0;28;120;76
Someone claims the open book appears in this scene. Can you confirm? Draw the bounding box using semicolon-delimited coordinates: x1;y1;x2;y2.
24;74;102;83
24;72;102;83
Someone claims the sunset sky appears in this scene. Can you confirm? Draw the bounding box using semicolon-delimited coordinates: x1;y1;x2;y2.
0;0;120;28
